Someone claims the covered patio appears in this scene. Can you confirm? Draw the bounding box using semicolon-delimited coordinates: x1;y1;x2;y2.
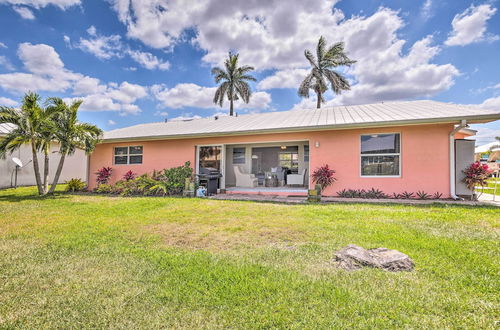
196;140;310;195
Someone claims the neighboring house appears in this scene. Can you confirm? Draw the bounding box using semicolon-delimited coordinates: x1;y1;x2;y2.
475;141;500;162
475;141;500;173
0;123;88;189
88;100;500;198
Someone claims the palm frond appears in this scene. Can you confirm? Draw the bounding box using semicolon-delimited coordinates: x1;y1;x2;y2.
324;69;351;94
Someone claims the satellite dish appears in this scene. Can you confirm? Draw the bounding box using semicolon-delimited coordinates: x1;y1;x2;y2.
12;157;23;168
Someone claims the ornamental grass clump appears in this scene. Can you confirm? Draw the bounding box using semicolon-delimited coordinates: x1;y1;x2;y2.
463;161;491;200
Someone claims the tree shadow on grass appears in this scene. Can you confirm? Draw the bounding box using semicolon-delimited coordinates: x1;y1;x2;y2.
0;189;70;203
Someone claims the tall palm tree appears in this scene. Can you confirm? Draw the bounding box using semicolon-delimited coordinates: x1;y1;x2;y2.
0;92;55;195
47;98;102;194
299;36;356;108
211;52;256;116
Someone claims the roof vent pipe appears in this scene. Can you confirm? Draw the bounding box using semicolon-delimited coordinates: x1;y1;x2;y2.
164;118;168;123
449;119;467;200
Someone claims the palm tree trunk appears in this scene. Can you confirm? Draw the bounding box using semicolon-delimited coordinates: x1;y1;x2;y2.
30;139;44;195
316;92;321;109
230;98;234;116
42;147;49;194
49;153;66;194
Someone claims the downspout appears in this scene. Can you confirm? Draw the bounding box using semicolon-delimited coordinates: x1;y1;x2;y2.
449;120;467;200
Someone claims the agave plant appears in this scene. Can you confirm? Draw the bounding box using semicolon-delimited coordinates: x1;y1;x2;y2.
416;191;430;200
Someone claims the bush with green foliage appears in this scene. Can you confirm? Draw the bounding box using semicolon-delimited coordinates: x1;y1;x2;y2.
95;183;113;194
92;162;194;197
65;178;86;192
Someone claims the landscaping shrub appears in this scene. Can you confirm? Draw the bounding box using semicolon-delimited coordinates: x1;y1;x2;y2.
416;191;431;200
95;183;113;194
312;165;337;192
401;191;415;199
96;167;113;185
65;178;86;192
91;163;194;197
432;192;443;199
123;170;137;181
463;161;491;199
392;192;402;199
336;188;388;199
157;161;193;195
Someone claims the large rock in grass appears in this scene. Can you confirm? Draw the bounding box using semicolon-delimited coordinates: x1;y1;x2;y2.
334;244;414;272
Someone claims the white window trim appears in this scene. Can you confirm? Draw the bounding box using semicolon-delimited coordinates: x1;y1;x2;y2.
113;145;143;165
360;133;401;178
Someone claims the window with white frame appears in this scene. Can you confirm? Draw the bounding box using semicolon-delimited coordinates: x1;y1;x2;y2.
360;134;400;176
114;146;143;165
232;147;246;164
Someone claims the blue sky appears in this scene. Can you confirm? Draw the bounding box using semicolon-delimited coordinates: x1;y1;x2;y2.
0;0;499;143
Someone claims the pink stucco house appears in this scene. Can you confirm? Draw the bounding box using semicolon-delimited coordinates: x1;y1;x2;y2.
88;100;500;198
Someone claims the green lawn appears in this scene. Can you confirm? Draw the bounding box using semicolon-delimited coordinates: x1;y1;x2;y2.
0;187;498;328
476;178;500;196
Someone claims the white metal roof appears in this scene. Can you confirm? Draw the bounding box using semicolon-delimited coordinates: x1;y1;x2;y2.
103;100;500;142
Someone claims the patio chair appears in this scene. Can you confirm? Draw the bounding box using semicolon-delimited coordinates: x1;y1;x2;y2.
271;166;286;185
234;165;258;187
287;169;307;186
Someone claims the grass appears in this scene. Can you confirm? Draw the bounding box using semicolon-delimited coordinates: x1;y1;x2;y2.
476;178;500;196
0;186;498;328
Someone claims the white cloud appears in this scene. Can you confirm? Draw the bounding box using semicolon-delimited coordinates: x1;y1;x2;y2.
13;6;35;19
152;83;272;111
0;42;147;116
127;50;170;71
0;0;80;9
76;33;123;60
108;119;116;125
0;96;18;106
0;43;80;92
154;110;168;117
70;26;170;71
107;81;148;104
86;25;96;36
72;76;106;95
258;69;309;90
445;4;498;46
109;3;458;106
0;56;15;71
421;0;433;20
479;96;500;110
0;42;7;48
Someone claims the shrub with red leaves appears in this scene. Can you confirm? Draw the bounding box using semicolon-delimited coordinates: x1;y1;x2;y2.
96;167;113;185
123;170;136;181
312;164;337;192
463;161;491;193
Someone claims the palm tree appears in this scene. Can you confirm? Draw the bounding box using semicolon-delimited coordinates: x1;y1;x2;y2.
211;52;256;116
0;92;55;195
46;98;102;194
299;36;356;108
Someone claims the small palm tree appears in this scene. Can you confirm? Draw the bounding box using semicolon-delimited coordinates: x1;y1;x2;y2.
46;98;102;194
211;52;256;116
0;92;55;195
299;36;356;108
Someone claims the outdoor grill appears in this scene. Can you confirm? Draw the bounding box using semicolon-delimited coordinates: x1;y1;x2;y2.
197;167;222;195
